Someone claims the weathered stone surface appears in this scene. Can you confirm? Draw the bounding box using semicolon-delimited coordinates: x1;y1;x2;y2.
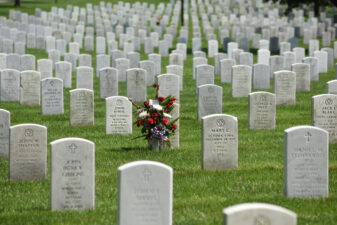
69;89;94;126
99;67;118;99
157;74;180;102
76;66;93;90
284;126;328;198
253;64;270;89
37;59;53;79
41;78;64;115
20;71;41;106
117;161;173;225
202;114;238;170
105;96;132;134
273;71;296;105
195;64;214;93
312;94;337;144
291;63;310;92
248;92;276;130
223;203;297;225
231;65;252;97
326;80;337;95
9;124;47;181
0;109;10;157
55;61;72;88
220;59;235;83
50;138;95;211
0;69;20;101
126;68;147;102
303;57;319;81
197;84;222;120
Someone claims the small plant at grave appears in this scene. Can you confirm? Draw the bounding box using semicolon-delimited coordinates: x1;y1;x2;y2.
128;84;178;149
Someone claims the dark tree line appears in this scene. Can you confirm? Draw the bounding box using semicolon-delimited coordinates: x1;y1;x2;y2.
276;0;337;17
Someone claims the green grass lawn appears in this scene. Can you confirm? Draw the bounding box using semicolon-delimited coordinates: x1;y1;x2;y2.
0;0;337;224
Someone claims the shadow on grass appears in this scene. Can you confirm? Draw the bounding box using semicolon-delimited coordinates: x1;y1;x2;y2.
104;147;148;152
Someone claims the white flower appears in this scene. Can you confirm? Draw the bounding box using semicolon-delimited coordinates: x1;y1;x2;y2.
138;111;148;119
152;104;163;111
163;113;172;119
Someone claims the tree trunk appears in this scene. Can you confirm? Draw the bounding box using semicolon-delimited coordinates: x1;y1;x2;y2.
181;0;184;26
314;0;320;18
14;0;20;7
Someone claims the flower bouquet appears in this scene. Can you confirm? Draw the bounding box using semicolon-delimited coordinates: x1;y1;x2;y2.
128;84;178;150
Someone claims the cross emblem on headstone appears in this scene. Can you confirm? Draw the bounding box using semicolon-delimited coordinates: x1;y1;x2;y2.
50;80;54;86
305;132;311;142
142;168;152;182
68;143;77;153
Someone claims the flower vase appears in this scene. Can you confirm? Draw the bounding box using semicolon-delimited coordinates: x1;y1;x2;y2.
148;138;167;150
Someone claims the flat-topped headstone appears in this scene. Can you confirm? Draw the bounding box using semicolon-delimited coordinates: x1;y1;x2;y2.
99;67;118;99
0;69;20;101
126;68;147;102
9;124;47;181
105;96;132;134
37;59;53;79
273;70;296;105
312;94;337;144
284;126;328;198
69;89;94;126
197;84;222;120
302;57;318;81
223;203;297;225
117;161;173;225
0;109;10;157
55;61;72;88
202;114;238;170
96;54;110;77
195;64;214;93
50;138;95;211
41;78;64;115
327;80;337;94
292;63;310;92
248;92;276;130
231;65;252;98
253;64;270;89
220;59;235;83
76;66;93;90
20;71;41;106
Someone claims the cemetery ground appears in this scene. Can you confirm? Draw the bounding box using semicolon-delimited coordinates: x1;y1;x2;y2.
0;0;337;224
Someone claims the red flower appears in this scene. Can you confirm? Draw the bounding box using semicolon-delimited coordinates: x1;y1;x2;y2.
151;113;158;119
144;101;149;107
152;83;157;88
170;97;177;102
158;96;165;102
147;118;154;125
137;120;142;127
172;124;177;130
162;118;167;125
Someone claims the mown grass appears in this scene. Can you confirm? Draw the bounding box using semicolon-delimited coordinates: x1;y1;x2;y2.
0;0;337;224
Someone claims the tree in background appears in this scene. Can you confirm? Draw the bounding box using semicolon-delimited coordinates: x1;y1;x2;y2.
279;0;337;17
14;0;20;7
